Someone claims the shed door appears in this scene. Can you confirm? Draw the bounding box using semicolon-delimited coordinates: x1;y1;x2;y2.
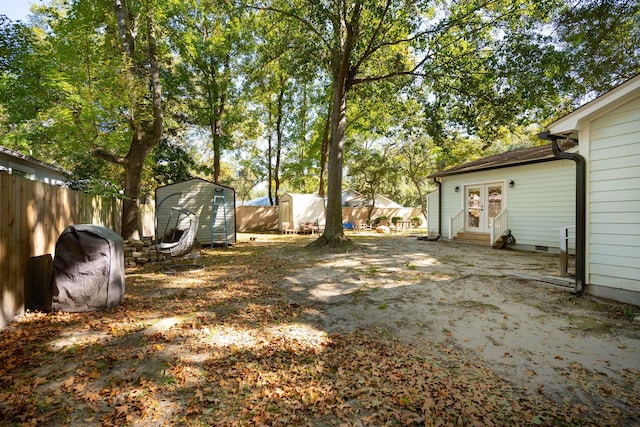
281;200;292;226
465;183;503;232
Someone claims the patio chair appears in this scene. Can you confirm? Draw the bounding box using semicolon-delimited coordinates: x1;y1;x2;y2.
154;193;202;273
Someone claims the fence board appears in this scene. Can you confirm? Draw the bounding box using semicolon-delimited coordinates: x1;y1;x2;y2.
1;175;13;325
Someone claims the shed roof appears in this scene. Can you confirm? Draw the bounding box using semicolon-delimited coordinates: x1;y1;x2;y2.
428;142;576;178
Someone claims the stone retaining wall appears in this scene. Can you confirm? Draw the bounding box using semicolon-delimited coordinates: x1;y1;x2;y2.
123;238;164;267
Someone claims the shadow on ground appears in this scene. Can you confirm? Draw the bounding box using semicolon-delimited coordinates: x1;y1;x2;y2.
0;233;638;426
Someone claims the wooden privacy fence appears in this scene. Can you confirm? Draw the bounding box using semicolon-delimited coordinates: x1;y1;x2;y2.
0;174;153;328
235;205;425;232
341;207;425;226
236;206;280;232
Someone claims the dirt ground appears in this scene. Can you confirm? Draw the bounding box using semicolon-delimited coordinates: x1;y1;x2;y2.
275;232;640;409
2;231;639;425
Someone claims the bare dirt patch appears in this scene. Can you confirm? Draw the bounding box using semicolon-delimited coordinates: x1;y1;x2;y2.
280;233;640;416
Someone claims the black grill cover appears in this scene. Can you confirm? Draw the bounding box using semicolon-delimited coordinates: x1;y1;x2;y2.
49;225;125;312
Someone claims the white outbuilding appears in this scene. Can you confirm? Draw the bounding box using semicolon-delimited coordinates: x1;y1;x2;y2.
278;193;326;233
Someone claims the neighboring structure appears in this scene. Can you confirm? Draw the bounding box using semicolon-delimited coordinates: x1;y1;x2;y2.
241;196;272;206
244;189;403;208
0;145;67;186
155;179;236;246
540;74;640;305
279;193;326;233
342;188;403;208
427;143;577;251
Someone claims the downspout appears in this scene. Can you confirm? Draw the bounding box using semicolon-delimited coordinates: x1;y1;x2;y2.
538;131;586;295
434;177;442;240
417;178;441;241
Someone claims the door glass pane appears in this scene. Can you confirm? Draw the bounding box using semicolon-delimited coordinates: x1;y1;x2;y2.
487;185;503;228
467;188;481;228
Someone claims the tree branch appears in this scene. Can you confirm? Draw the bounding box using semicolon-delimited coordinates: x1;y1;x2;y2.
94;148;126;165
351;0;392;74
247;3;332;52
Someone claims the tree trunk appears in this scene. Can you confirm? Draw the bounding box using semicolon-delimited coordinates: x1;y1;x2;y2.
318;103;331;198
409;175;428;221
213;114;223;183
108;1;163;240
274;83;285;205
309;2;361;248
310;64;350;246
121;134;147;240
210;57;227;183
367;187;376;222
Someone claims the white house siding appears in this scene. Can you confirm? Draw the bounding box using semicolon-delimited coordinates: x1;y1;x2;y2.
438;160;575;251
155;179;236;245
587;96;640;292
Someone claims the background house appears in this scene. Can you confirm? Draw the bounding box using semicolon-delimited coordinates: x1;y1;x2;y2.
341;188;403;208
0;145;67;186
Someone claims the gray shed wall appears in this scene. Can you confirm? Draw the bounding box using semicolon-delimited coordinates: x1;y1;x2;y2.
155;179;236;245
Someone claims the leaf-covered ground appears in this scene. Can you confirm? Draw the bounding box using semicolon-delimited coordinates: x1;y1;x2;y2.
1;234;638;426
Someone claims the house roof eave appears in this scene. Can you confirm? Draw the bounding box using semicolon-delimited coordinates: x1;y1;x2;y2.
427;143;575;179
0;145;70;176
428;156;558;178
548;74;640;136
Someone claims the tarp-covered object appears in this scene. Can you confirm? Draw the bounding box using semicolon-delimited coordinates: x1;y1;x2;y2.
49;225;125;312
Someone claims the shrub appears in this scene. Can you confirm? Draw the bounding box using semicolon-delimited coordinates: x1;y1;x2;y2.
373;216;388;226
410;216;423;227
391;216;403;225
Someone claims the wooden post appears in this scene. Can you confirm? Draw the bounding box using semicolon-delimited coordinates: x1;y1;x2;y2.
560;227;569;277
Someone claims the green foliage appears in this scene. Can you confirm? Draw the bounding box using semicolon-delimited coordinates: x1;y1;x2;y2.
372;216;388;227
150;139;200;186
1;0;638;222
66;154;122;198
555;0;640;98
391;216;403;225
410;216;423;228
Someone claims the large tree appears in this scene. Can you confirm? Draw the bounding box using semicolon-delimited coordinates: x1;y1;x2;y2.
92;0;164;239
165;0;249;183
259;0;563;246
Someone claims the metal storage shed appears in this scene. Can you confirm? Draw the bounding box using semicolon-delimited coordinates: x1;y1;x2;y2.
155;179;236;246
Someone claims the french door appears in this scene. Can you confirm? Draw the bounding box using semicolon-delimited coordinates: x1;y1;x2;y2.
465;183;504;232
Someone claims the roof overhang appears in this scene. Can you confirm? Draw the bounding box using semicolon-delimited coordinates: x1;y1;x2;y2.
428;143;575;179
548;74;640;138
